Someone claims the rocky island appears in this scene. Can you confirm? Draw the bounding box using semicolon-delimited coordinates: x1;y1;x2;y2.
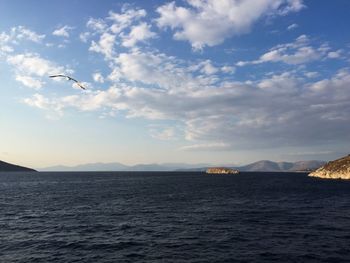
0;160;36;172
206;167;239;174
309;155;350;180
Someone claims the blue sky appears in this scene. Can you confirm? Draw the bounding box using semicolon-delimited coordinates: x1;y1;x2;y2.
1;0;350;168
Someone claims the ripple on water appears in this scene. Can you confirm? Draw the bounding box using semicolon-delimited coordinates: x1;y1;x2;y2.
1;172;350;262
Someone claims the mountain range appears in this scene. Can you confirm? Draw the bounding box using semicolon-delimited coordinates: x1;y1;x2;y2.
40;160;325;172
40;162;209;172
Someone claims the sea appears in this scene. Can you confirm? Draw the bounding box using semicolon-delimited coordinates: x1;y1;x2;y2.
1;171;350;263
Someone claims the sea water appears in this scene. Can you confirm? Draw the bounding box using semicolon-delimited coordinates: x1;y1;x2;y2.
1;172;350;262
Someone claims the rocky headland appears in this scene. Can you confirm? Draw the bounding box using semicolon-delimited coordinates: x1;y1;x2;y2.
309;155;350;179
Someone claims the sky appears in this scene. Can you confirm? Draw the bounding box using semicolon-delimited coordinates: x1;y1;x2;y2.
1;0;350;169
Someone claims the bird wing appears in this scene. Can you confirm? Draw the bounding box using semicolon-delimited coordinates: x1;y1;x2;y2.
68;77;86;89
76;82;86;90
75;81;86;90
49;74;86;90
49;74;67;78
68;76;79;82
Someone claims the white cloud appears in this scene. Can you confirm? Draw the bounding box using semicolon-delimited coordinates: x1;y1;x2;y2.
7;52;69;89
199;60;218;75
72;81;90;91
112;50;185;89
156;0;305;50
89;32;116;59
0;44;13;54
0;26;45;51
149;126;176;140
13;26;45;43
108;68;122;82
84;6;153;58
0;27;76;89
257;72;299;92
265;46;319;64
0;32;11;43
24;93;52;109
25;65;350;149
7;53;65;77
327;49;343;59
92;72;104;83
87;18;108;33
237;35;334;66
61;86;123;112
111;50;223;95
287;23;298;30
52;25;74;38
279;0;305;15
0;26;48;58
122;22;156;47
15;75;43;89
12;9;348;151
308;68;350;94
304;71;319;78
108;7;146;34
23;93;64;119
79;32;91;43
221;66;236;74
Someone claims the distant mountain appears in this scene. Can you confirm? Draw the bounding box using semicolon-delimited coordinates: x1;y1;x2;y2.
40;160;324;172
239;160;290;172
179;160;325;172
129;163;210;171
40;162;209;172
238;160;325;172
291;161;326;172
41;162;129;172
127;164;173;171
0;160;36;172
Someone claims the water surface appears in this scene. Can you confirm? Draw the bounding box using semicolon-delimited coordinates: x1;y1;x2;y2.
1;172;350;262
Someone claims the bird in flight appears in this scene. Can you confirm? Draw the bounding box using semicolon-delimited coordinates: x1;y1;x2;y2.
49;74;86;90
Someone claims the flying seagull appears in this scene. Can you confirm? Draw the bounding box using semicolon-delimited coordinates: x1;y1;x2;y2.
49;74;86;90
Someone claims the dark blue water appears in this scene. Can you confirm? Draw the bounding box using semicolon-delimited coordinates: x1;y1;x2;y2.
1;172;350;262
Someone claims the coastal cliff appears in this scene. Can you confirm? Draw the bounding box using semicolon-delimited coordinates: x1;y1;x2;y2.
0;160;36;172
206;167;239;174
309;155;350;179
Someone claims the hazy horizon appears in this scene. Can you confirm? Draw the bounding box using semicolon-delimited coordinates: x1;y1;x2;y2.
36;158;327;171
1;0;349;168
